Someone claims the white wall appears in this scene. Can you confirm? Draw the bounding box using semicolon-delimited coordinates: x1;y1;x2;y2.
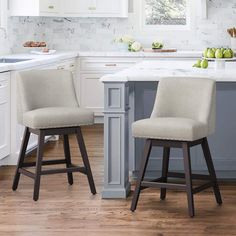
7;0;236;52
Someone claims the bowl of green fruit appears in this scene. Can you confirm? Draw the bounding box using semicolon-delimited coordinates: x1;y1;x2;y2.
202;47;235;69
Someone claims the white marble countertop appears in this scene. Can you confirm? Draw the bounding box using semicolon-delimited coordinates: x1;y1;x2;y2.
101;60;236;82
0;51;78;73
0;50;213;73
0;50;203;73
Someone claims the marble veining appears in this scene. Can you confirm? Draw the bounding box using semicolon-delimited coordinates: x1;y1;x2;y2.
0;0;236;54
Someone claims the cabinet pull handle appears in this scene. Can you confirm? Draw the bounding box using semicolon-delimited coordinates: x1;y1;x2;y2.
105;63;117;67
57;66;65;70
88;6;96;10
48;5;54;9
70;64;75;67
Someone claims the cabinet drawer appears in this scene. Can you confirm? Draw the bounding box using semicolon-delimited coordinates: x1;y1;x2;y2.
0;80;8;104
80;58;139;72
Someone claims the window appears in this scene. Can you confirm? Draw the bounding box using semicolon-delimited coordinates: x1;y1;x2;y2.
140;0;192;31
145;0;187;25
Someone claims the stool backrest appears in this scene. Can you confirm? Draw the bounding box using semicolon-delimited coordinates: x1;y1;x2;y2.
17;69;79;124
151;77;216;135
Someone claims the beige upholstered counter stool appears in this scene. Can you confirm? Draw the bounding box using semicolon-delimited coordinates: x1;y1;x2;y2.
131;77;222;217
12;70;96;201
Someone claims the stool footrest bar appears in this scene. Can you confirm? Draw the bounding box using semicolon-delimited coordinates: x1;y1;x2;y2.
140;177;165;190
19;168;35;179
141;181;186;190
41;166;86;175
193;181;214;194
22;159;67;168
168;172;211;180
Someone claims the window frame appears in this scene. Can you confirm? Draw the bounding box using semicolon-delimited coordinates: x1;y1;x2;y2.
138;0;194;32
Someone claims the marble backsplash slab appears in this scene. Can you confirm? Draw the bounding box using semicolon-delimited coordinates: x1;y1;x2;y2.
1;0;236;54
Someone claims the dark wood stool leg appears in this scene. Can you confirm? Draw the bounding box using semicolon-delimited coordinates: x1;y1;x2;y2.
63;135;73;185
33;130;45;201
76;127;96;195
131;139;152;212
12;127;31;191
201;138;222;205
182;142;195;217
160;147;170;200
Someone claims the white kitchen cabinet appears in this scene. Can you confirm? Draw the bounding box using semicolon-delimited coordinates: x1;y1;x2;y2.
10;0;128;17
0;72;10;160
79;57;140;121
9;0;62;17
64;0;128;17
95;0;125;15
81;73;104;117
63;0;93;15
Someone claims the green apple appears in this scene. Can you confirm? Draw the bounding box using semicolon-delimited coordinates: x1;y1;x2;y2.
203;48;209;58
212;48;217;54
223;49;233;58
229;49;234;58
193;59;202;68
215;49;223;59
201;59;208;69
221;48;225;54
207;49;215;58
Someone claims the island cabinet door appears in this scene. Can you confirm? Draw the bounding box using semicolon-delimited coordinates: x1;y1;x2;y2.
0;73;10;160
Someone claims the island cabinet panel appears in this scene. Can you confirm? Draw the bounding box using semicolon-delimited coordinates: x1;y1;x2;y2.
0;73;10;160
103;82;130;198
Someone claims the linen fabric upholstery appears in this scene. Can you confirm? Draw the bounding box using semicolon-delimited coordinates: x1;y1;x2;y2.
17;70;94;129
132;77;216;141
23;107;94;129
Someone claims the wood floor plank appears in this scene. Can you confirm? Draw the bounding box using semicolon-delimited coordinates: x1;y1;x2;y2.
0;125;236;235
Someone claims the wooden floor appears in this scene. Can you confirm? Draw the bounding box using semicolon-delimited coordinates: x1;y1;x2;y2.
0;125;236;236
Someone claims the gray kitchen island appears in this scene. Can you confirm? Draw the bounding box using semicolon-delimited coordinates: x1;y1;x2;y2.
100;59;236;198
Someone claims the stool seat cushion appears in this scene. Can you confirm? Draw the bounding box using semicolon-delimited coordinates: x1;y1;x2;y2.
132;117;208;141
23;107;94;129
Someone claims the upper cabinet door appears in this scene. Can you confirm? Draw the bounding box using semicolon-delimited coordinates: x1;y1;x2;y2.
64;0;94;15
64;0;128;17
10;0;62;16
94;0;122;14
